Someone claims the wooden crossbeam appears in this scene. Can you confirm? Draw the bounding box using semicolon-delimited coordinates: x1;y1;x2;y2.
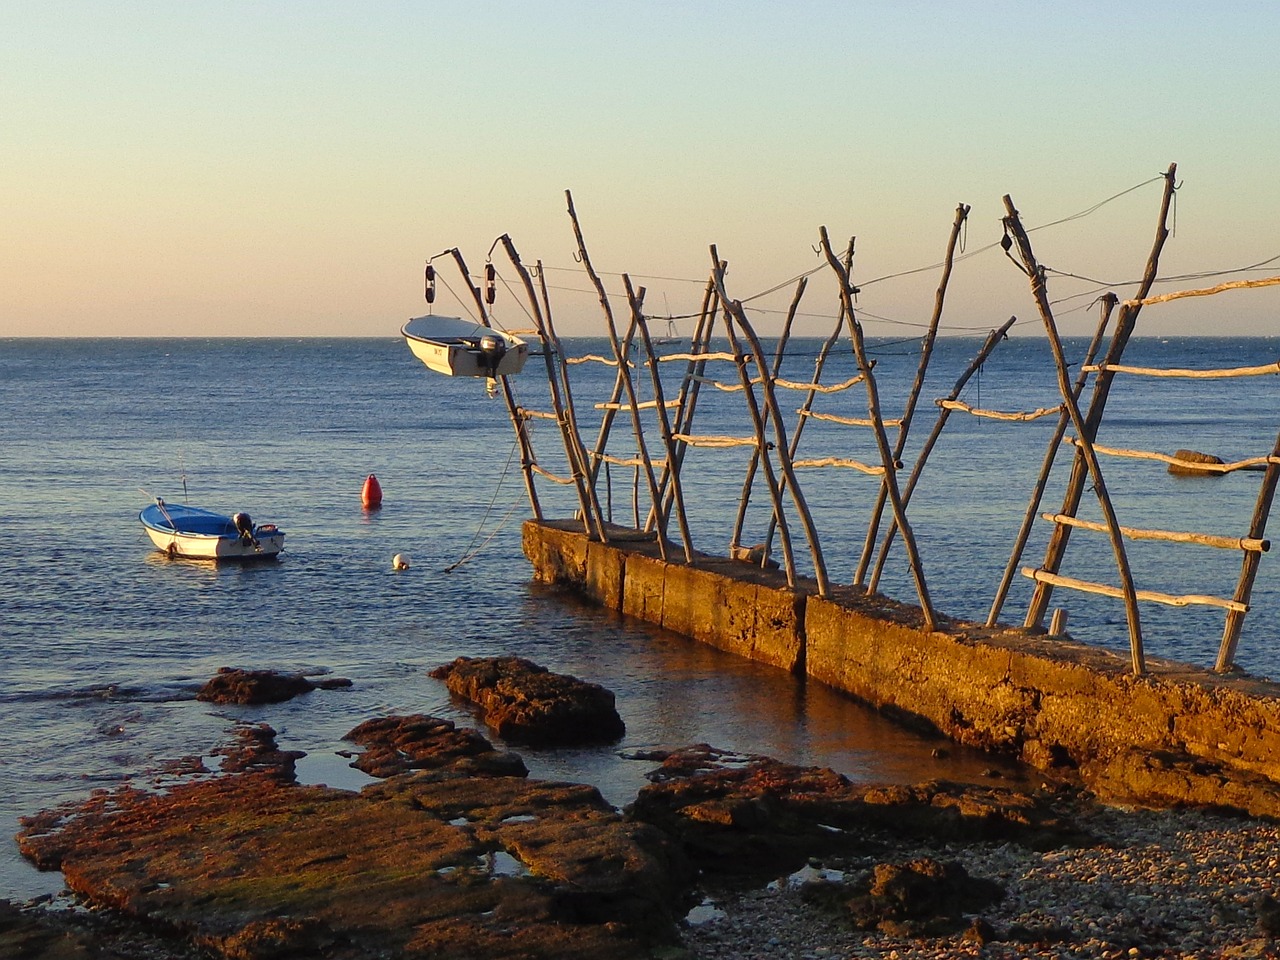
1020;567;1247;613
1041;512;1270;553
792;456;886;475
1082;360;1280;379
797;410;904;428
937;399;1063;422
1061;436;1280;474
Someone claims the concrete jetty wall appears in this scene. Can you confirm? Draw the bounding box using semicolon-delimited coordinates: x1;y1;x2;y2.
524;519;1280;816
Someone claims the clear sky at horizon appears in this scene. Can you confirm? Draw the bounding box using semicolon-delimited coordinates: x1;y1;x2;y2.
3;1;1278;339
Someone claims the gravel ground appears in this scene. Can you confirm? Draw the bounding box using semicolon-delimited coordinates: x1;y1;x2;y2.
678;806;1280;959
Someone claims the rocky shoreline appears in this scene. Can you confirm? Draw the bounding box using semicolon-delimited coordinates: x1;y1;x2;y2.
7;665;1280;959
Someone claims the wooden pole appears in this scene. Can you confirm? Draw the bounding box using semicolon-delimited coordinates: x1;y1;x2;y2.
762;245;855;560
1002;198;1145;674
868;316;1018;594
497;236;606;540
1023;163;1178;630
730;277;806;557
648;277;718;534
532;257;610;535
855;203;969;586
986;295;1115;626
1216;428;1280;671
442;247;543;520
565;191;670;558
819;227;936;627
625;274;695;562
709;252;801;587
712;261;830;597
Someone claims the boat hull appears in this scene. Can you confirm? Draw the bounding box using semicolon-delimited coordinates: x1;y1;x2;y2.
139;503;284;561
401;315;529;378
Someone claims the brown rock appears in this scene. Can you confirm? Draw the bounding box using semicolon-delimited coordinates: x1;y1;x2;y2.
344;714;528;779
843;857;1004;935
198;667;347;705
628;745;1092;879
1168;448;1226;476
430;656;625;745
17;724;688;960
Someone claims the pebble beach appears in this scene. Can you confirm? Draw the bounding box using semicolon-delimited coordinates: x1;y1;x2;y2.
680;806;1280;959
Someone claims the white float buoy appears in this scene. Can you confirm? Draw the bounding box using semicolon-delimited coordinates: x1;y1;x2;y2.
392;553;410;571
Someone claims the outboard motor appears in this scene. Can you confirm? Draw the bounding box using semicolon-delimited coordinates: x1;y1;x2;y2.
232;512;255;542
477;334;507;377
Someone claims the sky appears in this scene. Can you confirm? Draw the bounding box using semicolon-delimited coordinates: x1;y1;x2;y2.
3;1;1279;338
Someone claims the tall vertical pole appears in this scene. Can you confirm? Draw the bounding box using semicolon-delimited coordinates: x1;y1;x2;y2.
1002;199;1144;674
1022;164;1178;631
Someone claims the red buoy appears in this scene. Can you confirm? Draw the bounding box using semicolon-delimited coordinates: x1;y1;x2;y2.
362;474;383;509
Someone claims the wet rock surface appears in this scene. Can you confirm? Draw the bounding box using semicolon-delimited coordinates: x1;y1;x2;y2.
16;722;687;960
343;713;528;779
14;731;1280;959
196;667;352;705
429;655;626;745
627;744;1090;881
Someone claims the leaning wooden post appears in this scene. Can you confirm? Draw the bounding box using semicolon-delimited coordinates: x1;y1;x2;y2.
710;252;800;587
730;277;806;555
565;191;670;558
1023;163;1178;631
531;256;610;537
1002;198;1145;674
442;247;543;520
819;227;936;628
648;276;718;534
715;270;831;597
855;203;968;586
497;236;606;540
1215;427;1280;671
869;316;1018;593
624;274;695;562
986;294;1115;626
762;243;855;559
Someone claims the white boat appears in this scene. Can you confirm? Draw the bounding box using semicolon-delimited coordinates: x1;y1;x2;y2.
139;499;285;560
401;315;529;378
652;317;684;349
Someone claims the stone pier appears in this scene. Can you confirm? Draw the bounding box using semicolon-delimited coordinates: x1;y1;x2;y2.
524;519;1280;816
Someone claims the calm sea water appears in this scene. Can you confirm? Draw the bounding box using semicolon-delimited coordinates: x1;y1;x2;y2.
2;334;1277;899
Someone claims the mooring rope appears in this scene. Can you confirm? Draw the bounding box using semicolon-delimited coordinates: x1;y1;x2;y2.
443;437;523;573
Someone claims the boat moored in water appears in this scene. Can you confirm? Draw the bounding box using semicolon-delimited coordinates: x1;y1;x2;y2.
400;314;529;378
139;499;285;560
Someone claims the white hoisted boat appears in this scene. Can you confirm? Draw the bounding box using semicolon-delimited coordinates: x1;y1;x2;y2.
400;315;529;378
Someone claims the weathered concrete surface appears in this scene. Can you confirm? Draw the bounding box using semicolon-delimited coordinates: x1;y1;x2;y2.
524;519;1280;815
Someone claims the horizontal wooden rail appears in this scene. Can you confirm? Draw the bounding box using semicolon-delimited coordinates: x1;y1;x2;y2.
690;374;761;392
1020;567;1247;613
1122;275;1280;308
520;409;562;421
1082;360;1280;379
670;433;759;449
1061;436;1280;474
937;399;1063;422
657;351;741;363
593;398;682;411
530;464;576;485
792;456;886;475
594;453;669;468
1041;512;1270;552
773;374;867;393
798;410;903;428
565;354;632;367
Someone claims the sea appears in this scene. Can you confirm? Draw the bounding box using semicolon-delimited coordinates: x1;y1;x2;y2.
2;334;1278;900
